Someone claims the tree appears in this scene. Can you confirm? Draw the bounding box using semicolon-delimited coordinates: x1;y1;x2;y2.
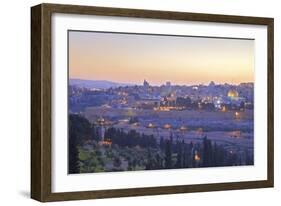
113;157;121;168
175;140;184;168
107;128;157;148
155;153;163;169
213;142;218;166
165;140;172;169
159;137;165;151
69;114;94;143
68;114;94;173
202;136;213;167
145;148;153;170
182;144;188;168
68;133;79;173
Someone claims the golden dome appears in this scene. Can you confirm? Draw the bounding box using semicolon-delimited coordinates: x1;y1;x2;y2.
227;89;239;98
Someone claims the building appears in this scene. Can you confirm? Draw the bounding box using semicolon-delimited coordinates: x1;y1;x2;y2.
227;89;239;99
143;79;150;88
226;89;246;107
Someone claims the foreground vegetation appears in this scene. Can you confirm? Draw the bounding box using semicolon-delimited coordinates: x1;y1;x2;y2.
69;114;253;174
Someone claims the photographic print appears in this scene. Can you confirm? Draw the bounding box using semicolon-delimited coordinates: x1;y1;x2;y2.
31;4;273;201
68;31;254;174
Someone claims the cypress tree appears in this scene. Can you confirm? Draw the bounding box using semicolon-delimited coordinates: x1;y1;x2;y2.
68;133;79;173
165;140;172;169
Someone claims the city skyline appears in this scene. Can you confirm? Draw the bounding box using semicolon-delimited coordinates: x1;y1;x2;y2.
69;31;254;86
70;77;253;87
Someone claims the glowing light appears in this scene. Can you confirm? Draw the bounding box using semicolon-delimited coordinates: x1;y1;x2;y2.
221;106;227;112
195;154;201;161
163;124;172;129
155;106;170;111
147;123;156;128
179;126;188;132
99;140;112;146
228;90;239;98
132;122;139;126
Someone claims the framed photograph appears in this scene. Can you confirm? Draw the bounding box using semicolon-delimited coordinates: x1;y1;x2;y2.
31;3;274;202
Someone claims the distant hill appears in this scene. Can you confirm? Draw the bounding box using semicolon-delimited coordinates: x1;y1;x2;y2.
69;79;135;89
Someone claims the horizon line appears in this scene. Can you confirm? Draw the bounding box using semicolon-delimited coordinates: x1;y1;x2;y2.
69;78;254;86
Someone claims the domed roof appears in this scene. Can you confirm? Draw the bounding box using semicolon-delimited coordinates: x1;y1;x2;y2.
227;89;239;98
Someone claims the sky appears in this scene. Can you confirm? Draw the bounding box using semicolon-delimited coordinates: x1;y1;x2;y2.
69;31;254;86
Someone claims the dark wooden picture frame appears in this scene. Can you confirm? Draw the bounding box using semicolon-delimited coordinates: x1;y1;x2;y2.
31;3;274;202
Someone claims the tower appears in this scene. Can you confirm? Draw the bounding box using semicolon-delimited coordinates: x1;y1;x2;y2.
143;79;150;90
